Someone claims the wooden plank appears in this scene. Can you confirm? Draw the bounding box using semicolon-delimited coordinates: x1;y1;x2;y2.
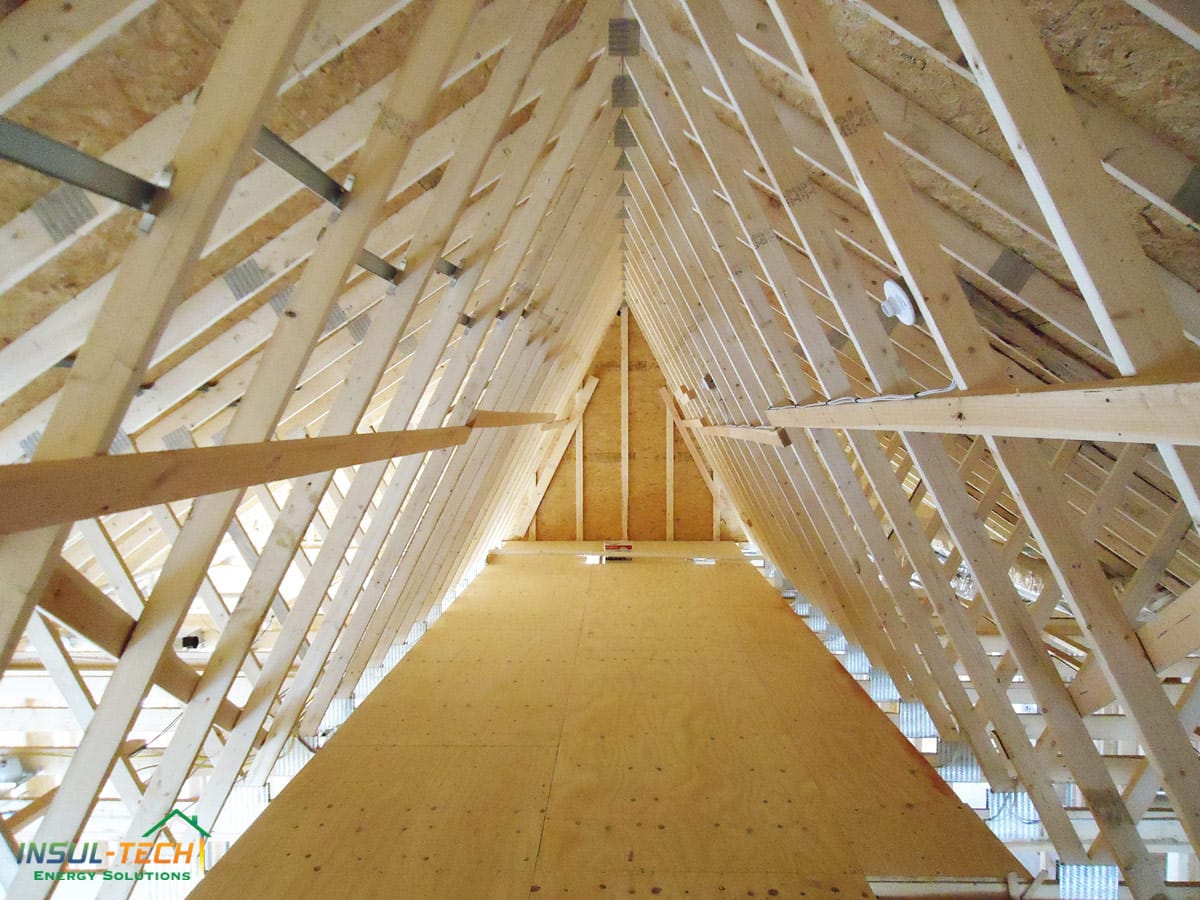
0;428;470;536
768;377;1200;444
192;554;1018;897
666;403;675;541
1122;0;1200;51
937;0;1200;526
39;562;243;733
509;379;599;539
0;0;323;696
468;410;559;428
1070;582;1200;714
765;0;1197;879
621;304;630;540
0;0;155;113
703;425;791;447
576;419;585;541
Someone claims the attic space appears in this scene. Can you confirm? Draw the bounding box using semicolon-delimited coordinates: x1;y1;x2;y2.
0;0;1197;898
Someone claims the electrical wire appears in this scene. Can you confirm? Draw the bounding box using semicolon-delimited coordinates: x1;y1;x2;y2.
781;381;959;410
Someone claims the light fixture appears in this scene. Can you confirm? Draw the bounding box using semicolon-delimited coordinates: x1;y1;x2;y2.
880;278;917;326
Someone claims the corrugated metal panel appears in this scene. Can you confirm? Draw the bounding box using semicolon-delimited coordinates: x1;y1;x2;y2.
272;741;314;781
317;696;354;738
821;624;848;654
211;784;269;839
898;701;936;739
843;644;871;677
868;666;900;702
1058;864;1118;899
109;428;133;454
935;741;983;784
162;427;193;451
268;286;294;316
984;790;1044;842
131;875;192;900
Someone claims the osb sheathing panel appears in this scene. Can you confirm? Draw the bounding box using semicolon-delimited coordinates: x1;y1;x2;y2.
533;310;724;542
821;1;1200;284
0;0;234;218
3;0;1197;435
0;0;503;429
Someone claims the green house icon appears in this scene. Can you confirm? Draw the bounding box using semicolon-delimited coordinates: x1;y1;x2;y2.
142;809;211;840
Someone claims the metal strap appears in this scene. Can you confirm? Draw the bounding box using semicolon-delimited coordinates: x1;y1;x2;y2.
0;117;163;213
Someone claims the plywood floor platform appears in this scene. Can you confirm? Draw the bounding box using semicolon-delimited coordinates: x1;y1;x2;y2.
194;547;1021;898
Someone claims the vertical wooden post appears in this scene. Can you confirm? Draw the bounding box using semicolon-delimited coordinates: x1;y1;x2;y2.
666;402;675;541
621;304;630;540
575;420;585;541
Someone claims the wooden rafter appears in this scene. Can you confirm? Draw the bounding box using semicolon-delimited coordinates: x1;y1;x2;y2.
0;0;1197;892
